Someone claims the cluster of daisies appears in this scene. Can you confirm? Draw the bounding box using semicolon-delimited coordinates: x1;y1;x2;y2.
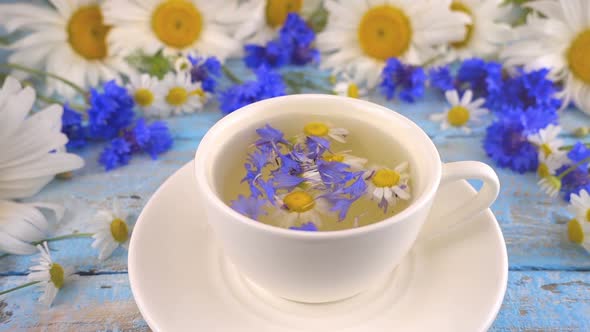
230;122;410;231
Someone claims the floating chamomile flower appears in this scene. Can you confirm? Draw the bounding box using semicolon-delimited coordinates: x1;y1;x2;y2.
501;0;590;114
332;77;367;99
27;242;75;306
102;0;243;59
567;217;590;252
317;0;470;87
569;190;590;223
302;121;348;143
437;0;512;64
527;125;565;160
91;201;132;261
126;73;165;117
430;90;488;133
235;0;322;44
365;162;411;212
276;190;330;228
156;72;204;116
0;1;131;97
322;152;367;171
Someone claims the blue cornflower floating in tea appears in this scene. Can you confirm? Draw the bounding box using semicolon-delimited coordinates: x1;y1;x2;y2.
228;123;412;232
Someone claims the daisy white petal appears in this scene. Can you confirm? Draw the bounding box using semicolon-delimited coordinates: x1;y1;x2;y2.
431;89;489;131
91;200;132;261
27;242;75;306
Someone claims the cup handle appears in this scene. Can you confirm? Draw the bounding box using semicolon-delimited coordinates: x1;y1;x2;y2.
423;161;500;241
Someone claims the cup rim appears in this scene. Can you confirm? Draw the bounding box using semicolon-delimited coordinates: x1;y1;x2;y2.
194;94;442;239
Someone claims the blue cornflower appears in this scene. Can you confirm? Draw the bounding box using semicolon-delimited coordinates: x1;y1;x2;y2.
568;142;590;163
457;58;502;98
556;165;590;202
279;13;319;65
306;136;330;160
87;80;135;140
99;138;132;171
244;41;291;69
231;195;268;220
256;124;288;149
61;104;87;149
131;119;174;159
428;66;455;93
219;67;286;114
496;107;558;133
380;58;426;103
289;222;318;231
188;56;222;92
483;112;539;173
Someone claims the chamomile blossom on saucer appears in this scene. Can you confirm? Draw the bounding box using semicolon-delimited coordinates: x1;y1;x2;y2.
91;201;132;261
0;1;131;97
436;0;512;64
302;121;348;143
322;152;367;171
365;162;411;212
102;0;243;59
430;90;488;133
234;0;322;44
332;77;367;99
27;242;75;306
276;190;330;228
527;125;565;160
569;190;590;223
126;73;165;117
156;72;204;116
501;0;590;114
317;0;470;87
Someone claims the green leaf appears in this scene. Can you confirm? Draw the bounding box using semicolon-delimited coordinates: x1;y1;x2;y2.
307;4;329;33
125;50;173;79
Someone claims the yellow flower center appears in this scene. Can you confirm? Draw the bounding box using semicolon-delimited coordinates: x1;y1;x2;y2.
372;168;400;188
152;0;202;49
540;143;553;157
567;29;590;84
357;5;412;61
134;88;155;107
265;0;302;28
304;122;330;136
190;88;205;98
347;83;359;98
323;153;345;162
586;209;590;222
447;106;470;126
450;2;474;49
537;163;550;178
568;218;584;244
166;86;189;106
110;218;129;244
49;263;65;289
283;191;315;213
67;6;110;60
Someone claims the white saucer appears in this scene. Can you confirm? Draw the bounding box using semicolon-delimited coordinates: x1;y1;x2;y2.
129;162;508;332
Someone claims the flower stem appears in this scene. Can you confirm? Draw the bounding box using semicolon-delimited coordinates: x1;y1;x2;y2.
557;156;590;179
35;94;87;112
222;65;242;84
0;63;87;96
0;281;40;296
33;233;94;245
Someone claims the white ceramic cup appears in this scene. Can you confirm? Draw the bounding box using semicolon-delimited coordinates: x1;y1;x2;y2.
194;94;500;303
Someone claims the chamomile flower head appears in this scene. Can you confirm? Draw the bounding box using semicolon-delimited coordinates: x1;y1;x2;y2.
501;0;590;114
437;0;512;64
322;152;367;171
157;72;204;116
569;190;590;223
27;242;75;306
0;0;131;97
301;121;349;143
365;162;411;213
527;125;565;160
174;56;193;74
332;77;366;99
276;190;330;228
538;175;562;198
430;89;488;133
317;0;470;88
91;200;132;261
536;152;566;180
567;218;590;252
102;0;243;59
234;0;322;44
126;73;165;117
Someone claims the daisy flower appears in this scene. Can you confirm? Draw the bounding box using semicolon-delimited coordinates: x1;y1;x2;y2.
430;90;488;133
276;190;330;228
365;162;411;212
91;201;132;261
27;242;75;306
567;217;590;252
501;0;590;114
527;125;564;160
0;1;131;97
156;72;204;116
437;0;512;64
538;175;562;198
302;121;348;143
332;77;367;99
569;190;590;223
126;73;166;117
102;0;243;59
537;153;566;181
234;0;322;44
322;152;367;171
317;0;470;87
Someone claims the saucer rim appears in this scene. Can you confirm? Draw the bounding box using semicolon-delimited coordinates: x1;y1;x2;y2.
129;162;508;332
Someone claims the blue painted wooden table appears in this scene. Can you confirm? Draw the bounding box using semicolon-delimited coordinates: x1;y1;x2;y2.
1;72;590;331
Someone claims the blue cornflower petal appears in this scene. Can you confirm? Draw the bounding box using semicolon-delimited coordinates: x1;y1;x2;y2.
428;66;455;93
132;118;174;159
557;165;590;202
244;41;291;69
87;80;135;140
219;67;286;114
380;58;426;103
256;124;288;149
272;172;304;189
99;137;132;171
189;56;222;92
289;221;318;231
457;58;502;98
317;161;354;187
231;195;268;220
61;104;87;149
306;136;330;160
568;142;590;163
